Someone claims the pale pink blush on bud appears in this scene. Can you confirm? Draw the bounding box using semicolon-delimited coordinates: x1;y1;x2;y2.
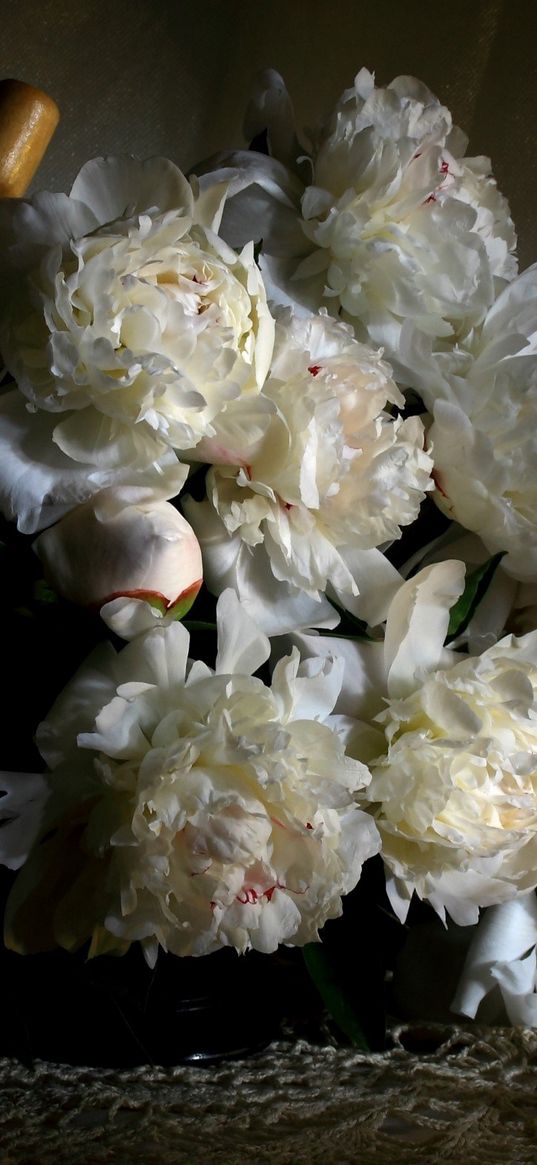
35;490;203;618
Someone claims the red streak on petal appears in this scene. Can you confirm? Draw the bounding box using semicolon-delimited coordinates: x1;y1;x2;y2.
235;879;311;906
237;882;291;905
237;888;259;905
440;159;449;175
98;578;202;612
308;364;321;377
167;578;202;611
432;469;457;516
99;586;168;608
306;822;313;830
424;193;437;205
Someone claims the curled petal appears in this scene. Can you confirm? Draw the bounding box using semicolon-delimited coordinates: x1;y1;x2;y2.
384;560;466;697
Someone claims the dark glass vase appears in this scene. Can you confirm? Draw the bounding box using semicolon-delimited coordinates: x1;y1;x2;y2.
0;850;326;1068
0;855;402;1066
0;937;327;1067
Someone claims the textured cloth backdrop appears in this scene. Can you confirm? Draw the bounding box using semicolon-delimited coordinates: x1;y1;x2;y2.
2;0;537;264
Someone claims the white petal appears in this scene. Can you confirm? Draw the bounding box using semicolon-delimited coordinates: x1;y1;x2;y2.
244;69;302;171
70;156;194;223
36;642;119;768
184;495;339;636
0;772;49;869
281;632;387;721
384;560;466;697
0;192;98;282
215;589;270;675
290;654;345;721
0;391;186;534
196;151;305;254
100;597;168;640
453;895;537;1020
330;547;403;628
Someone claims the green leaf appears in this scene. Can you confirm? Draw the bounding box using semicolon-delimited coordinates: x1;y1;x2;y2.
33;579;59;605
303;943;370;1051
446;552;506;642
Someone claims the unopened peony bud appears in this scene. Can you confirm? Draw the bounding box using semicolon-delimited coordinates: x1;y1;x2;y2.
35;490;203;619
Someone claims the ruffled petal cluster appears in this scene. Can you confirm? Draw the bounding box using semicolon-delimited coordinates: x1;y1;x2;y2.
199;68;516;388
368;632;537;925
300;69;516;371
288;562;537;925
0;156;274;533
4;593;378;962
429;265;537;582
186;312;432;631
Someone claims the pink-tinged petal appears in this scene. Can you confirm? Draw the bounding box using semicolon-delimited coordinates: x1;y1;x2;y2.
35;492;200;613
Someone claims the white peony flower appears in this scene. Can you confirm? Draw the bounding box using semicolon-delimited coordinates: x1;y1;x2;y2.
185;312;431;633
35;487;203;635
2;591;378;963
284;561;537;926
369;631;537;925
0;156;274;534
198;68;516;388
428;265;537;583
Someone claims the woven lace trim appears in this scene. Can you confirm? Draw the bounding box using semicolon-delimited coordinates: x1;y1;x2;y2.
2;1024;537;1164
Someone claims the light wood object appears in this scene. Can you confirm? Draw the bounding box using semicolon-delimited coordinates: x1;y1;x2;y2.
0;79;59;197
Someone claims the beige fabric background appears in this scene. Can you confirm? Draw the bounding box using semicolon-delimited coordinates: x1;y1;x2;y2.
1;0;536;266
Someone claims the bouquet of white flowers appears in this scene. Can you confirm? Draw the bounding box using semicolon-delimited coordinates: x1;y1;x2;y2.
1;67;537;1064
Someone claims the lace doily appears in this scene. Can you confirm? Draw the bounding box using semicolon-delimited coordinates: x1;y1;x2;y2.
2;1025;537;1164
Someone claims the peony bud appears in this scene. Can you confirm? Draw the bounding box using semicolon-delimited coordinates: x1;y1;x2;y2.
35;489;203;619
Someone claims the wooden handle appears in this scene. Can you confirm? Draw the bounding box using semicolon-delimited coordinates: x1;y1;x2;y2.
0;80;59;197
